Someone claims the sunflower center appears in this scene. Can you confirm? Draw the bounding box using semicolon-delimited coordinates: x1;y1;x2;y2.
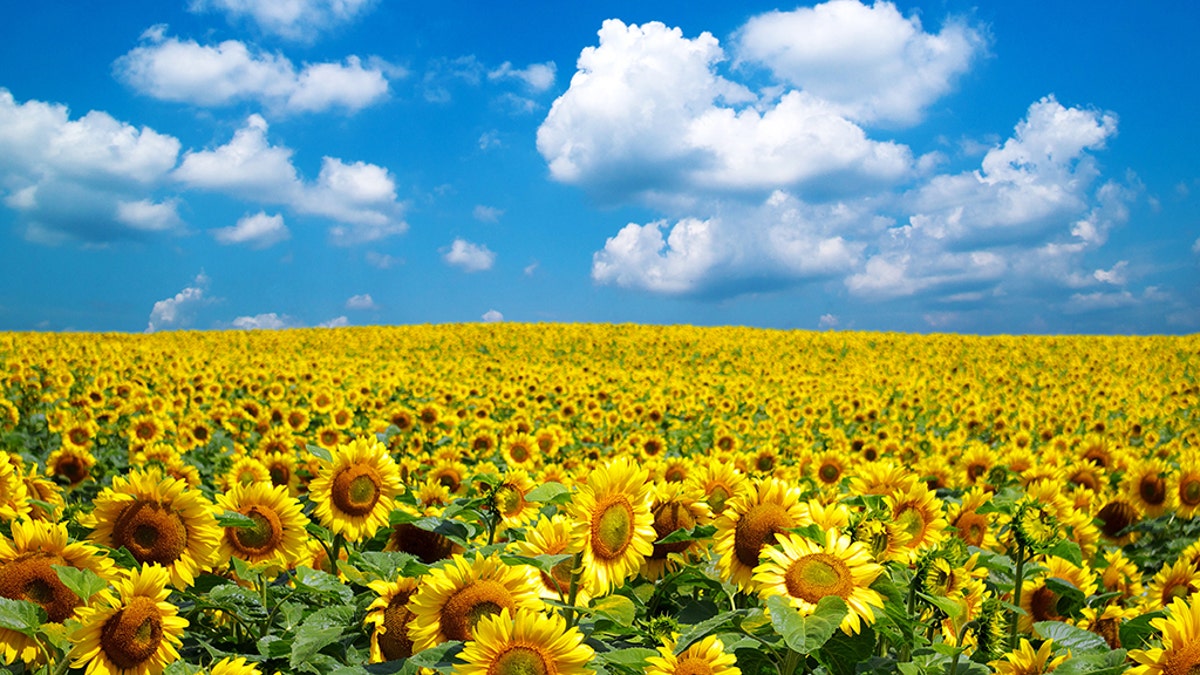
955;512;987;547
675;656;716;675
378;593;415;661
332;464;383;517
0;554;79;623
1097;501;1138;538
784;553;853;603
509;444;530;464
269;464;291;487
489;646;549;675
112;500;190;566
1181;479;1200;507
230;506;284;558
707;485;731;514
441;580;515;642
1140;475;1167;506
1028;585;1062;622
495;485;525;518
651;501;697;558
99;596;164;670
895;505;927;541
1160;636;1200;675
734;503;791;568
818;463;841;484
388;523;455;564
57;456;89;483
590;495;635;561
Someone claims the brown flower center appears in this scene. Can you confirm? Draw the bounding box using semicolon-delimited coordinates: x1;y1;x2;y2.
733;503;792;569
229;505;284;559
489;645;549;675
387;523;455;564
784;552;853;603
0;553;80;622
1028;585;1062;623
378;591;415;661
1180;478;1200;508
955;511;988;547
651;501;697;558
675;656;716;675
590;495;635;561
99;596;164;669
1097;501;1138;539
112;500;189;566
818;462;841;484
1140;474;1167;506
440;580;514;642
331;464;382;517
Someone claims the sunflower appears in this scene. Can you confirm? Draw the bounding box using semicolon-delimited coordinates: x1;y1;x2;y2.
453;608;594;675
214;481;309;571
991;638;1068;675
22;465;64;521
1017;555;1097;632
1095;496;1141;546
948;487;1002;551
810;450;848;490
84;468;220;589
1129;594;1200;675
208;656;264;675
308;436;404;542
257;449;301;495
887;482;948;561
713;477;809;592
1146;558;1200;610
365;576;420;662
1176;456;1200;519
1124;458;1174;519
0;456;30;521
643;482;713;581
753;529;884;635
1096;548;1144;604
569;457;656;595
69;564;188;675
684;459;748;516
646;634;740;675
223;456;271;490
491;469;539;529
0;519;117;666
1078;604;1138;650
407;552;543;652
45;445;96;488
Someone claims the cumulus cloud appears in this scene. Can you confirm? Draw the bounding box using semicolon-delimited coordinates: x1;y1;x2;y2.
211;211;289;248
1093;260;1129;286
489;61;557;92
189;0;377;42
116;199;184;232
444;238;495;272
473;205;503;223
232;312;294;329
174;115;406;243
818;313;839;329
319;316;349;328
146;272;211;332
116;29;390;114
734;0;985;125
345;293;377;310
481;309;504;322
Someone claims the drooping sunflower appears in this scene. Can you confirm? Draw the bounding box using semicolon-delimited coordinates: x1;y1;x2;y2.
713;477;809;591
84;467;220;588
452;608;594;675
69;564;188;675
46;444;96;488
1128;594;1200;675
308;436;404;542
1095;495;1141;546
753;529;885;635
0;519;117;667
214;481;309;571
365;576;420;662
642;481;713;581
407;552;543;652
646;634;740;675
991;638;1069;675
568;457;656;595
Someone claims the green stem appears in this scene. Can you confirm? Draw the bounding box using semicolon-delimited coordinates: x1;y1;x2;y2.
949;649;962;675
1009;539;1027;650
564;551;584;628
781;648;803;675
900;571;919;662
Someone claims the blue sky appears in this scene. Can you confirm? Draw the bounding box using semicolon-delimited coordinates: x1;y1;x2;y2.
1;0;1196;334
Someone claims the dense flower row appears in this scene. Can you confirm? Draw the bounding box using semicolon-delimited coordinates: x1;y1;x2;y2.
0;325;1197;675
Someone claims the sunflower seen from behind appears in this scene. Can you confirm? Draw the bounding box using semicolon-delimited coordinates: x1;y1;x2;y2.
308;436;404;542
569;456;656;596
214;481;309;572
452;608;594;675
70;564;188;675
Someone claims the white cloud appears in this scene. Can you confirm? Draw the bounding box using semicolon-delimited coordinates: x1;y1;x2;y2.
1192;237;1200;254
444;238;495;272
345;293;376;310
189;0;377;42
146;272;211;332
481;309;504;322
473;205;503;223
116;29;389;114
116;199;183;232
365;251;400;268
489;61;557;92
479;130;502;151
818;313;839;329
232;312;293;329
174;114;297;199
319;316;350;328
735;0;985;125
1093;260;1129;286
212;211;289;248
523;261;539;276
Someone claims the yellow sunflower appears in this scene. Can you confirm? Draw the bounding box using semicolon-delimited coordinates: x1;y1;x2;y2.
407;552;543;653
69;564;189;675
684;459;748;515
887;482;948;562
0;519;117;666
568;457;656;596
308;436;404;542
365;576;420;662
713;477;809;592
1124;458;1174;519
84;467;220;589
992;638;1069;675
22;465;65;521
452;608;594;675
642;481;712;581
646;634;740;675
753;529;885;635
491;469;539;529
214;482;309;571
208;656;264;675
514;514;588;606
0;456;31;521
1176;456;1200;519
45;445;96;488
1129;594;1200;675
1146;558;1200;610
1018;555;1098;632
222;456;271;490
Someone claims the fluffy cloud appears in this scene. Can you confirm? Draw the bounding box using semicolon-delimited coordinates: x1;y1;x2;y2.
189;0;377;42
345;293;377;310
481;309;504;322
146;272;211;332
735;0;985;125
174;115;406;243
232;312;294;329
116;199;184;232
211;211;290;248
489;61;556;92
116;28;390;114
444;238;495;272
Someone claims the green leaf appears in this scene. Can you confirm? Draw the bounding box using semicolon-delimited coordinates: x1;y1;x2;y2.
766;594;848;655
400;641;464;674
1045;541;1084;567
290;605;356;669
0;597;47;637
817;624;877;675
293;566;355;604
499;553;573;577
787;523;828;544
525;482;571;504
918;592;965;624
591;594;636;627
1043;578;1087;618
216;510;258;528
1052;649;1129;675
164;662;205;675
259;634;291;659
1033;621;1107;652
655;524;717;545
1119;611;1166;651
355;551;421;581
410;516;473;547
306;444;333;463
52;565;109;604
208;584;267;619
597;647;657;669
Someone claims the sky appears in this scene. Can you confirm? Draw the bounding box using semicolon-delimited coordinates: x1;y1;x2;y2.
0;0;1197;335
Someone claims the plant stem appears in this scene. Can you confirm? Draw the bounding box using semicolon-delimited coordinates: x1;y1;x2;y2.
564;551;584;628
949;648;962;675
1009;539;1027;650
781;648;803;675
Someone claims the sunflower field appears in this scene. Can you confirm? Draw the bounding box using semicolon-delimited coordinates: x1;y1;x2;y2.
1;324;1198;675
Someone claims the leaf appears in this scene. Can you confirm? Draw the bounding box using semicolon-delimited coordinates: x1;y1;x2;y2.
766;594;848;655
817;624;877;675
525;482;571;504
410;516;473;547
399;641;464;674
1043;578;1087;618
216;510;258;528
674;609;754;654
787;523;828;544
52;565;109;604
1052;649;1129;675
0;597;47;637
208;584;267;619
306;444;332;463
596;647;657;669
1045;540;1084;567
499;553;573;577
164;662;205;675
293;566;355;604
1119;611;1166;651
591;594;636;627
258;634;291;659
1033;621;1108;653
355;551;422;581
919;592;966;624
289;605;356;669
655;524;717;545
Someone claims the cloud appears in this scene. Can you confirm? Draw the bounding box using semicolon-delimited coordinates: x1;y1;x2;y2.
523;261;539;276
478;130;502;151
116;29;390;114
189;0;377;42
319;315;349;327
1093;260;1129;286
146;272;211;332
232;312;295;329
481;309;504;322
734;0;986;125
174;115;406;243
345;293;377;310
473;205;503;223
212;211;289;248
1193;237;1200;254
365;251;400;268
116;199;184;232
489;61;557;92
444;238;495;272
537;19;911;205
818;313;839;329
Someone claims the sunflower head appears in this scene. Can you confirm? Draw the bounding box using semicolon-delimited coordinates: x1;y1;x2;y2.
69;564;188;675
309;436;404;542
